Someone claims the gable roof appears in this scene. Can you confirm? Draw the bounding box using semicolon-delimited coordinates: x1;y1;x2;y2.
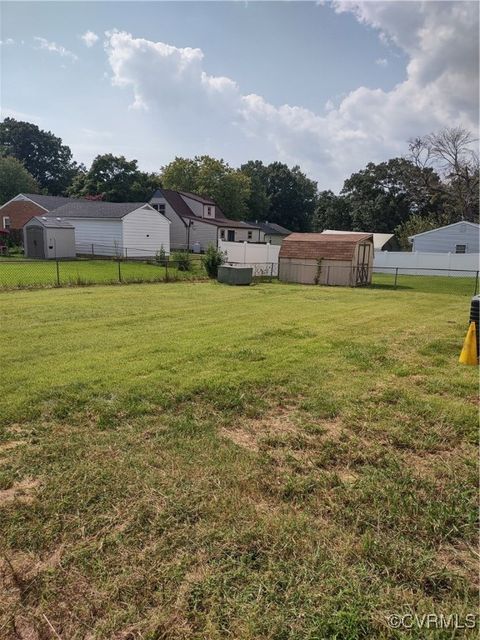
47;201;151;219
15;193;79;212
322;229;393;251
157;188;260;230
408;221;480;240
247;221;291;236
279;233;373;261
180;191;216;205
27;215;74;229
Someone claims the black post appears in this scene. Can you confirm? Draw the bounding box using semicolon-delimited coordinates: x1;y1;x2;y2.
165;261;169;281
91;243;94;257
118;258;122;282
474;271;479;296
56;260;60;286
394;267;399;289
270;262;273;282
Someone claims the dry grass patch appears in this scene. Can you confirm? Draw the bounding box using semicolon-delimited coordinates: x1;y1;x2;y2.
0;479;40;506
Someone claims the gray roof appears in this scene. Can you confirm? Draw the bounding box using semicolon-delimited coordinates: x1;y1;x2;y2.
247;221;291;236
22;193;79;212
48;201;150;219
29;216;74;229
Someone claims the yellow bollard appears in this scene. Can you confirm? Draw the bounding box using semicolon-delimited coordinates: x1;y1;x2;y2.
459;322;478;365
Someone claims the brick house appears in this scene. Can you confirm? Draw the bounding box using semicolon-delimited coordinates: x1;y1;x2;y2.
0;194;79;242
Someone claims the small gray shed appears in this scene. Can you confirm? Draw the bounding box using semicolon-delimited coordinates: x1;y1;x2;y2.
23;216;76;259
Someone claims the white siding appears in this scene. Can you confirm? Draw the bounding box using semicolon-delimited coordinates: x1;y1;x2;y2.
122;206;170;257
45;228;76;258
163;204;189;250
70;218;123;256
189;220;218;251
411;222;479;253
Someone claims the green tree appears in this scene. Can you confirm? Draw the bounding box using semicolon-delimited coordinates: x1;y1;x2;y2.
263;162;317;231
239;160;270;221
0;118;79;195
69;154;161;202
313;190;352;231
161;155;251;219
0;156;38;205
341;158;444;232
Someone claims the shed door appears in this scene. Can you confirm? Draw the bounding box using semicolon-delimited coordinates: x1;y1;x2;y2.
356;243;370;285
26;226;45;258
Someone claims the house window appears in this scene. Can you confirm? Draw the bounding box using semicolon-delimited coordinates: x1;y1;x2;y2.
247;231;253;240
153;203;165;214
455;244;467;254
220;229;225;240
227;229;235;242
2;216;11;230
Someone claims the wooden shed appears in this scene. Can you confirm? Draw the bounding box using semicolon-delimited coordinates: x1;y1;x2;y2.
23;216;76;259
278;233;374;286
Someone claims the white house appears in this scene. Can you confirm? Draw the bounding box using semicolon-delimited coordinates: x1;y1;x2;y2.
46;200;171;257
408;221;479;254
150;189;262;251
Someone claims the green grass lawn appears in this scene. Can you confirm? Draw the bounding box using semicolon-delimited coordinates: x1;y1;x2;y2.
0;258;206;288
0;281;478;639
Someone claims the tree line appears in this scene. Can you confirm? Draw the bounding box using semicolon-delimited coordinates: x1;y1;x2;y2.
0;117;478;245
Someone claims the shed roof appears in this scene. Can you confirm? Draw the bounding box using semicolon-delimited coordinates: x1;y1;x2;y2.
279;232;372;260
322;230;393;251
27;216;74;229
46;201;150;219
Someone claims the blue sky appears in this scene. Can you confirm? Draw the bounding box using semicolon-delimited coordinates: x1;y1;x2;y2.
1;1;478;191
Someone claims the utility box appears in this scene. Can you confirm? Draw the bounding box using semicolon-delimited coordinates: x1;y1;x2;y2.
217;265;253;285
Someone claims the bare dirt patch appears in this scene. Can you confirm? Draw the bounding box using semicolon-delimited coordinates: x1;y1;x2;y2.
0;479;40;506
436;541;479;589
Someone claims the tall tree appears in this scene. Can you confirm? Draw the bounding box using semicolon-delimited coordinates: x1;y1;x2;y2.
408;127;479;222
69;154;161;202
161;155;251;219
0;156;38;205
263;163;317;231
239;160;270;221
313;191;352;231
0;118;79;195
341;158;444;232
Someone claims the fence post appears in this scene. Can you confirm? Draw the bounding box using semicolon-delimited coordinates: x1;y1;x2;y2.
475;271;479;296
125;247;128;260
117;258;122;283
326;265;330;286
270;262;273;282
56;260;60;286
165;261;169;282
91;243;94;258
394;267;399;289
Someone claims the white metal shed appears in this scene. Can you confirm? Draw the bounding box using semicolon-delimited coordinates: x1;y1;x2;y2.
23;216;76;259
49;201;171;258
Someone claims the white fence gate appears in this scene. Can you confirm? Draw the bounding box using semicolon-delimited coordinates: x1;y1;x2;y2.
219;240;281;276
373;251;479;276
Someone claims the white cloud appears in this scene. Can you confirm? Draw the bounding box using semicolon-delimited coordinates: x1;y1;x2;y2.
0;38;15;46
34;37;78;61
375;57;388;67
81;31;99;48
102;1;478;190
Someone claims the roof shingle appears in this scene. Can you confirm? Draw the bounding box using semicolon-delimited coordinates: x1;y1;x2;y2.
279;233;373;261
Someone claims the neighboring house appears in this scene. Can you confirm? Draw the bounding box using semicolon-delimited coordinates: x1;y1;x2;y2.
408;221;479;254
0;193;80;236
150;189;262;251
23;216;76;259
279;232;374;286
246;221;291;245
322;229;396;251
48;200;171;257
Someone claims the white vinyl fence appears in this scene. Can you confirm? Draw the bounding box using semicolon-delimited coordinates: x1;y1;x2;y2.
373;251;479;276
219;240;281;276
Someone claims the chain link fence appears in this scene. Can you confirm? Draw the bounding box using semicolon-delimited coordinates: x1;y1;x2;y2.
0;256;207;289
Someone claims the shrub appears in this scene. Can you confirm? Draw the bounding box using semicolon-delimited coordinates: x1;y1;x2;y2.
155;245;167;265
202;246;225;279
173;251;192;272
